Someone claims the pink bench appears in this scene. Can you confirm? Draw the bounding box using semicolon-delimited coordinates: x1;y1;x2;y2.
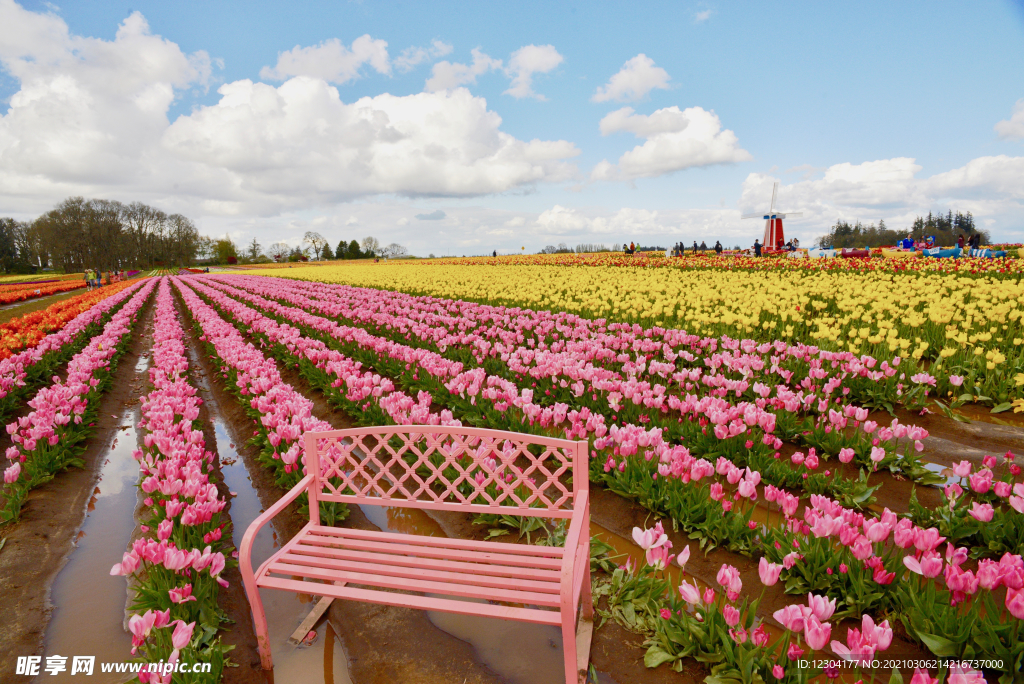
240;425;593;683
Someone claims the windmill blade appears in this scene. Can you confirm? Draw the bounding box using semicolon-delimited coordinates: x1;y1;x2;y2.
741;213;764;219
769;182;778;214
777;212;803;218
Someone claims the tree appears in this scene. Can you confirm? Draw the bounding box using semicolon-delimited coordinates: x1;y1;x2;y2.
267;242;290;262
336;239;348;259
361;236;380;257
303;231;328;260
347;240;361;259
321;241;334;260
214;238;237;264
247;237;262;261
382;243;408;258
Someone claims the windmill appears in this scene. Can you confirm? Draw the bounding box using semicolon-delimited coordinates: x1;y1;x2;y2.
742;182;802;251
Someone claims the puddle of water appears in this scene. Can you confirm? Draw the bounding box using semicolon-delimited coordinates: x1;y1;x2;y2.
40;415;139;683
216;419;351;684
922;461;961;488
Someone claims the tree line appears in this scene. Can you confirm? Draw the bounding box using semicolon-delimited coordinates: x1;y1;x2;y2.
208;233;409;264
814;210;988;249
0;197;200;273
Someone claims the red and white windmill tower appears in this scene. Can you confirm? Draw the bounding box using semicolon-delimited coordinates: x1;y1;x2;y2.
742;182;802;251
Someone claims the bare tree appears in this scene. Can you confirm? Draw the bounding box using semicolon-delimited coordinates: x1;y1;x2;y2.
361;236;380;257
303;231;329;260
382;243;408;258
267;242;290;262
246;237;262;261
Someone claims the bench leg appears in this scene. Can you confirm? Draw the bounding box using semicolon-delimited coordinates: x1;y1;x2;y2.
561;610;580;684
243;578;274;669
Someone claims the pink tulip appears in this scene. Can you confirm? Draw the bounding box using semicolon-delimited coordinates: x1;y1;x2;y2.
157;519;173;541
773;604;805;633
804;614;831;651
838;447;855;463
948;667;986;684
806;593;836;621
170;620;195;650
678;580;701;605
722;604;740;627
169;584;196;604
1006;587;1024;619
716;564;742;599
951;460;972;478
758;557;782;587
948;375;964;387
909;669;939;684
3;461;20;483
968;502;994;522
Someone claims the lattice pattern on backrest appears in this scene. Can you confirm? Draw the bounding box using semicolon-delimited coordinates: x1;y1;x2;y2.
311;428;577;513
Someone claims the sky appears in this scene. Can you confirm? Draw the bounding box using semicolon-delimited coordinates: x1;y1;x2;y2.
0;0;1022;255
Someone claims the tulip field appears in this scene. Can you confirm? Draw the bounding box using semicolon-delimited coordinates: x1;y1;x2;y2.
1;260;1023;684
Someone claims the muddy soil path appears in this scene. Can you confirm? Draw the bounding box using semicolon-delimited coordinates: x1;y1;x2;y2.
0;297;154;677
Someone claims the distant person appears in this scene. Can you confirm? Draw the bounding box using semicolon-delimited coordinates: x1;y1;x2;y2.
84;269;92;291
754;240;762;257
899;234;915;250
493;250;497;257
714;240;723;255
968;233;981;250
692;241;698;253
629;241;635;254
699;241;707;251
957;234;965;249
924;236;936;249
793;238;800;248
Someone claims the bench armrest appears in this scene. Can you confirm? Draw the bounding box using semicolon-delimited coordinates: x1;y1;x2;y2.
239;474;314;586
559;490;589;608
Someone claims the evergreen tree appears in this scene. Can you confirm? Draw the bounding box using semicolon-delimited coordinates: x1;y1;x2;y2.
336;239;347;259
321;242;334;260
347;239;361;258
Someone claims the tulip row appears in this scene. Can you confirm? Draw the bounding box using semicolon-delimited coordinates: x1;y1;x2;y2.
193;275;1024;671
110;279;231;681
0;277;86;305
1;279;156;523
170;277;351;525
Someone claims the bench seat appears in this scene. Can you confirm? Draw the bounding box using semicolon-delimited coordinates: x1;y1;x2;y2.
256;523;567;625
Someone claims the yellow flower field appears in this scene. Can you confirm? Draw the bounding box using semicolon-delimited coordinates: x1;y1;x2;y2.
268;262;1024;409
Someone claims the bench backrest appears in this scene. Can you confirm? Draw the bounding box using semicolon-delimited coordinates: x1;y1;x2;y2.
303;426;587;520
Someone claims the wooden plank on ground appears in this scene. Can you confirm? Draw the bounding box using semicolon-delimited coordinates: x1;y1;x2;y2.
287;581;346;645
576;615;594;683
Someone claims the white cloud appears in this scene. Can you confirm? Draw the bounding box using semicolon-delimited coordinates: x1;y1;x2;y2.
591;54;671;103
694;9;713;23
259;35;390;84
739;156;1024;242
504;44;563;100
424;48;502;91
995;99;1024;140
0;5;580;218
393;40;453;73
593;106;751;180
0;3;210;193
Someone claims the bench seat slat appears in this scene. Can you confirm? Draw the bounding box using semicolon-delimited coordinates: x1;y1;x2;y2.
258;576;563;626
285;542;561;583
308;524;564;557
264;560;562;607
277;550;561;594
299;532;563;570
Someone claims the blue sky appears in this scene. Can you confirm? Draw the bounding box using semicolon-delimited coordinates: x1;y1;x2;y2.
1;0;1022;254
